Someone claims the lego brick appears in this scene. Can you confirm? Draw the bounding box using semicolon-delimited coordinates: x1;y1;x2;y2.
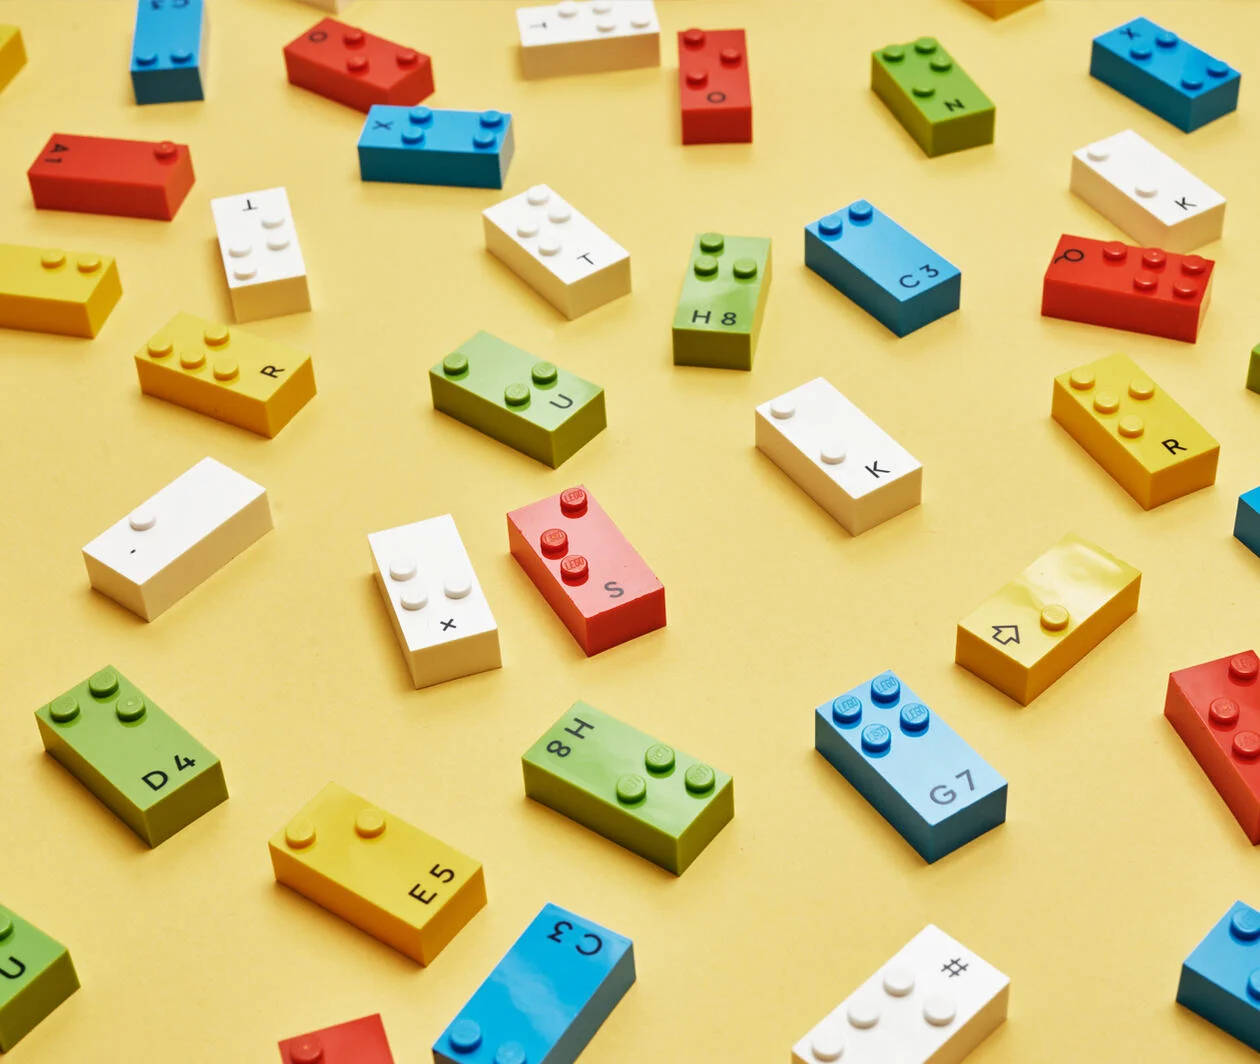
791;924;1008;1064
211;187;310;323
1236;489;1260;559
1091;17;1239;133
672;232;771;370
358;106;515;190
1165;651;1260;841
522;701;734;874
517;1;659;79
483;185;631;320
367;515;501;689
871;37;994;157
429;331;605;467
297;0;352;10
1051;353;1219;510
814;671;1006;863
432;902;634;1064
278;1014;395;1064
0;26;28;93
27;133;195;222
284;17;434;113
677;28;752;145
0;906;78;1053
805;200;960;337
1070;129;1226;253
506;486;665;656
961;0;1040;17
955;533;1140;705
1178;902;1260;1052
1249;344;1260;395
35;665;227;847
269;781;486;965
82;457;272;622
755;377;922;535
130;0;206;104
135;313;317;438
1040;234;1213;343
0;243;122;339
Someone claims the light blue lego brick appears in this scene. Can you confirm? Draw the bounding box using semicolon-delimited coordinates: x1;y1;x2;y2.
804;200;960;337
1178;901;1260;1052
433;903;634;1064
130;0;206;104
814;670;1007;863
358;106;515;189
1090;17;1239;133
1235;488;1260;559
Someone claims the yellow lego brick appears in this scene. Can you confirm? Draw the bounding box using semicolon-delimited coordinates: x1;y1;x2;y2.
963;0;1041;17
135;313;317;437
0;244;121;338
1051;353;1218;510
955;533;1141;705
0;26;26;93
269;782;486;965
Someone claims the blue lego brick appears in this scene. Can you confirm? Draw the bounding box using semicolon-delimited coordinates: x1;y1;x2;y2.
1235;488;1260;559
130;0;206;105
814;670;1007;863
1178;901;1260;1052
1090;17;1239;133
804;200;960;337
432;903;634;1064
358;106;515;190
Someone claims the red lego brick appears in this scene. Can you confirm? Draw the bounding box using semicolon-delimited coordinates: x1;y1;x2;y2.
27;133;195;221
1041;233;1213;343
278;1014;394;1064
283;18;434;113
1165;650;1260;843
507;485;665;656
677;28;752;145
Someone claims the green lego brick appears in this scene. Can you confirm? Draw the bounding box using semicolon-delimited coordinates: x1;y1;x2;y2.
35;666;228;848
429;331;606;468
522;701;734;875
1248;343;1260;395
672;233;772;371
0;906;78;1052
871;37;995;157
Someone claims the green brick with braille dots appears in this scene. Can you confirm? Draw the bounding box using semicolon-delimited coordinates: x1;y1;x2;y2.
871;37;995;157
429;331;606;468
522;701;735;875
0;905;79;1052
35;666;228;847
672;232;772;371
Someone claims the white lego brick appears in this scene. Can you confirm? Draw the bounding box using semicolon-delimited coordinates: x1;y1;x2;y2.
368;515;501;689
82;457;272;622
1069;129;1225;253
755;377;922;535
211;187;311;323
792;925;1009;1064
483;184;631;320
517;0;660;78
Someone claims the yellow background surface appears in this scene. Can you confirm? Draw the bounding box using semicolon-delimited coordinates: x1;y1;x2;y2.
0;0;1257;1061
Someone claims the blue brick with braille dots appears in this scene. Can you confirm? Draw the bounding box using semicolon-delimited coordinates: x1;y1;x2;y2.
358;106;515;189
804;200;960;337
432;903;634;1064
1178;901;1260;1052
1090;17;1239;132
1234;488;1260;559
814;670;1007;863
130;0;206;105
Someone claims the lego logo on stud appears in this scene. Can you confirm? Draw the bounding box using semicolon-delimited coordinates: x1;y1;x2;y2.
561;555;589;585
1230;653;1259;683
129;509;156;531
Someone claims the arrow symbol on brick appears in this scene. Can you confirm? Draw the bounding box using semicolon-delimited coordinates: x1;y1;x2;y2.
991;625;1020;646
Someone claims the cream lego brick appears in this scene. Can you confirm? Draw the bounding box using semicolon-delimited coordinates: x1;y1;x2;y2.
82;458;272;622
211;187;311;323
1069;129;1225;253
792;925;1009;1064
368;515;501;689
483;184;631;320
755;377;922;535
517;1;660;78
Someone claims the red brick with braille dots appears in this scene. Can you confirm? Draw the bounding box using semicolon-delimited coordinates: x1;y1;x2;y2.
284;18;434;113
677;28;752;145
